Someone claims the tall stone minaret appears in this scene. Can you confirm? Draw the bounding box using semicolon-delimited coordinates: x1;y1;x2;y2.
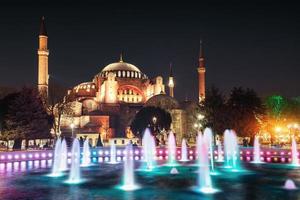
37;16;49;98
197;40;206;102
168;62;174;98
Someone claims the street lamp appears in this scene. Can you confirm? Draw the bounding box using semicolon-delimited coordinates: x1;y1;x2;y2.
294;123;299;129
152;116;157;124
197;114;204;120
70;123;75;139
275;126;282;133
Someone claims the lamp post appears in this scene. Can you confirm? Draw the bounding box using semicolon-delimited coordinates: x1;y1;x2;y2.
70;123;75;139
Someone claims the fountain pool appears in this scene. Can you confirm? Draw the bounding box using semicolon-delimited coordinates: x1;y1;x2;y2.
1;161;300;200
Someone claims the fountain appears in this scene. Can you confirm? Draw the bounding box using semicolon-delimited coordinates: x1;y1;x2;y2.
109;140;118;164
50;138;62;176
224;129;240;171
81;139;91;167
284;179;297;190
167;131;177;166
203;128;215;171
120;144;139;191
252;136;263;164
59;139;68;171
142;128;156;170
66;138;81;184
291;137;299;166
195;133;217;193
217;143;223;162
180;139;189;162
170;167;179;174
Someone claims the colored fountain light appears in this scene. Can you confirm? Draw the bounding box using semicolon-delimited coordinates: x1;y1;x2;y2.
194;133;218;194
142;128;156;170
224;130;240;171
252;136;263;164
66;138;81;184
217;143;223;162
109;140;118;164
120;144;139;191
180;139;189;162
167;131;177;166
284;179;297;190
50;138;62;177
60;139;68;171
291;137;299;166
170;167;179;174
203;128;215;172
81;139;91;167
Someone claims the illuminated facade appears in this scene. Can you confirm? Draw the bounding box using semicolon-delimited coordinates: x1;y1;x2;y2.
59;55;167;142
38;18;204;145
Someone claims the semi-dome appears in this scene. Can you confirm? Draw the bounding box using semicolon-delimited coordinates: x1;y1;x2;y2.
145;94;180;110
98;56;147;79
73;82;97;97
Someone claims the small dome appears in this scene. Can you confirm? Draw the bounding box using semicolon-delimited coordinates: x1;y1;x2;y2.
145;94;180;110
73;82;97;97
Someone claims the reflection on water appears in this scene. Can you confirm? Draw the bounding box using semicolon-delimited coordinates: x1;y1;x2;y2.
0;161;299;200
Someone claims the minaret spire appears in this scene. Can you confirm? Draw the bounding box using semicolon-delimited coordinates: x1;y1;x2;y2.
168;62;174;98
38;16;49;100
197;39;206;102
119;52;123;62
199;40;205;68
39;16;47;36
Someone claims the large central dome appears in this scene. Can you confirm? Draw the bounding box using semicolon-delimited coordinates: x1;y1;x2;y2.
101;61;141;73
98;56;147;79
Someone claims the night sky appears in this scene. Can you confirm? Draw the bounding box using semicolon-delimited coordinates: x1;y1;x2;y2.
0;0;299;101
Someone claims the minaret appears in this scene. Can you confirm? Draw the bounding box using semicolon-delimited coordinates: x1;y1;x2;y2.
168;62;174;97
37;16;49;98
197;40;206;102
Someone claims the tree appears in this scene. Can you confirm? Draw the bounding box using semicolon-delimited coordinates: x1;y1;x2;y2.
0;87;52;149
203;86;229;135
265;95;288;121
130;106;172;138
48;82;75;137
227;87;265;140
0;92;19;149
0;86;16;100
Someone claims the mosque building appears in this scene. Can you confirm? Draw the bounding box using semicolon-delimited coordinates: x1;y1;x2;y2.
37;17;206;146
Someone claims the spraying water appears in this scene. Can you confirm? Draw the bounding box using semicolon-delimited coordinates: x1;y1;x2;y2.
291;137;299;166
67;138;81;183
109;140;118;164
60;139;68;171
252;136;262;163
142;128;156;170
120;144;139;191
180;139;189;162
51;138;62;176
224;130;240;170
196;133;216;193
284;179;297;190
217;143;223;162
81;139;91;167
167;131;177;166
203;128;215;171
